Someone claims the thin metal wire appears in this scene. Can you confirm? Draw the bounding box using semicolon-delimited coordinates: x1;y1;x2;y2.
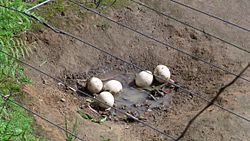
1;4;249;124
25;2;250;140
171;82;250;123
127;1;250;123
0;49;177;140
68;0;250;84
1;5;250;141
170;0;250;33
131;0;250;54
0;93;86;141
25;0;52;12
176;63;250;140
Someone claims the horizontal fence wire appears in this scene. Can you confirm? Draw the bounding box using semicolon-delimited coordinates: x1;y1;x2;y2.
1;3;250;141
131;0;250;54
0;47;178;141
170;0;250;33
1;4;250;125
0;93;86;141
68;0;250;84
176;63;250;140
25;0;52;12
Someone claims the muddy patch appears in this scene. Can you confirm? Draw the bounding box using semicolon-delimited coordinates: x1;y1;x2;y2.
63;70;176;121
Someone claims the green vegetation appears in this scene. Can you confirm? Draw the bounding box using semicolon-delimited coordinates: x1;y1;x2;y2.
0;0;33;81
30;0;73;28
0;0;45;140
0;78;46;140
101;136;112;141
0;83;45;141
96;20;111;31
102;139;112;141
64;115;78;141
84;0;129;9
29;0;129;28
77;109;107;124
99;0;130;9
31;0;68;18
0;0;129;140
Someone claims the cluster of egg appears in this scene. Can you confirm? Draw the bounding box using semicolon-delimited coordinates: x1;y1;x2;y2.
87;77;122;109
86;64;171;110
135;65;171;87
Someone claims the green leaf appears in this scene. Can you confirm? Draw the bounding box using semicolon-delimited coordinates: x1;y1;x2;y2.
99;116;107;124
77;109;93;120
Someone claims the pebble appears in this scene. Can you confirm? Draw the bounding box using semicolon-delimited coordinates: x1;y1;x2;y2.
147;109;152;112
60;98;66;102
41;77;47;84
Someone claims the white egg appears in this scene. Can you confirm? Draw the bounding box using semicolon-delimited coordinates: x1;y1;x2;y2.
135;70;153;88
154;65;171;83
87;77;103;94
97;91;114;109
103;80;123;94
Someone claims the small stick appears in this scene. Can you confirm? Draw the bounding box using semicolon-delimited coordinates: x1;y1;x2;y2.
58;82;77;92
87;103;100;115
39;60;47;67
148;93;157;101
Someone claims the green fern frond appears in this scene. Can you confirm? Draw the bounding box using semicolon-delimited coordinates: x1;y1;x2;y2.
0;37;34;58
0;0;34;81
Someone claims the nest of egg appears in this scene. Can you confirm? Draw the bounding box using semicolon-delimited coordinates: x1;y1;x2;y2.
84;65;173;111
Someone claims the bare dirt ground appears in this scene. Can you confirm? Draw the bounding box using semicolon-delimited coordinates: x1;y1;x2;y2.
21;0;250;141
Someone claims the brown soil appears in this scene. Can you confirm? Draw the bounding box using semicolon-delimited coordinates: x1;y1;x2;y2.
21;0;250;141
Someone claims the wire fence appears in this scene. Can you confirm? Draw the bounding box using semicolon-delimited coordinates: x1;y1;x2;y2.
176;63;250;140
131;0;250;54
25;0;52;12
0;92;86;141
0;34;178;141
69;0;250;84
67;0;250;124
14;3;250;123
170;0;250;33
0;1;250;141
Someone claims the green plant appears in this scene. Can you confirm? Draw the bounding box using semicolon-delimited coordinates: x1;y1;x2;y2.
0;0;45;140
30;0;70;27
102;139;112;141
0;98;47;141
64;115;78;141
79;0;129;10
96;21;111;31
0;0;33;81
77;109;107;124
0;82;45;141
101;137;112;141
93;0;117;8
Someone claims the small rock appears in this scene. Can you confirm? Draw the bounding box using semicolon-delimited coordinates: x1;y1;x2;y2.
113;117;119;122
125;126;130;129
133;104;141;107
85;98;92;103
60;98;66;102
147;109;152;112
41;77;47;84
139;115;146;120
79;105;85;109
